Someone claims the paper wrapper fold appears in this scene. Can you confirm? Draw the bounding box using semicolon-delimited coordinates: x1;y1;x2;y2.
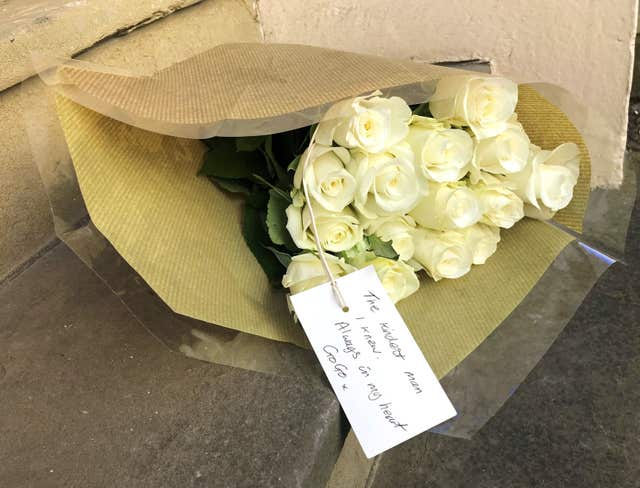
50;43;591;380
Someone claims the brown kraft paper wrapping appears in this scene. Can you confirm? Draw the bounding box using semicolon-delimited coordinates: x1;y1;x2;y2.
52;43;590;379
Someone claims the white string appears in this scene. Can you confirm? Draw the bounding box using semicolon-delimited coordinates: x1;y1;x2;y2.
300;125;349;312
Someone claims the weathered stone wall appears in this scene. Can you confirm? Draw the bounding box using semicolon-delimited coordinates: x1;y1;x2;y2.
0;0;261;280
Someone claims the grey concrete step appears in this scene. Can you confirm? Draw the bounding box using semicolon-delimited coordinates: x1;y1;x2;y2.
0;243;344;487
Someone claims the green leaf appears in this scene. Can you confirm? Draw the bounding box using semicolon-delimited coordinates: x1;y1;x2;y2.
266;189;291;245
251;174;291;202
199;138;267;179
367;235;399;259
340;240;375;267
263;136;289;185
211;177;252;194
286;124;314;172
272;126;310;163
297;125;313;153
411;102;431;117
341;239;369;260
236;136;267;152
306;124;318;143
242;205;286;286
288;155;301;172
264;246;293;267
246;190;269;209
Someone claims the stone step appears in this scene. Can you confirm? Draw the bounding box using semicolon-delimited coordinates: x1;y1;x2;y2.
0;243;345;487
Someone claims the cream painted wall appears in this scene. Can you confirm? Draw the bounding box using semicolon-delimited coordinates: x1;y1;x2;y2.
257;0;637;188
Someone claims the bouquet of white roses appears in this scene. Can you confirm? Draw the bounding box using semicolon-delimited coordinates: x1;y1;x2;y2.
47;43;598;437
200;75;580;304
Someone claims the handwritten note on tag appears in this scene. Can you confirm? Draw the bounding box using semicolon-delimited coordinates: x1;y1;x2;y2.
290;266;457;458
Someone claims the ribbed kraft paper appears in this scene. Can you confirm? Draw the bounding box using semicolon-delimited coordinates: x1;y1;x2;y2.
53;43;453;126
53;43;589;378
57;96;573;379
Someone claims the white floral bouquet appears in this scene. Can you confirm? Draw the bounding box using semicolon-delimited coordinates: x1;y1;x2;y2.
48;43;595;405
200;75;580;304
48;43;598;436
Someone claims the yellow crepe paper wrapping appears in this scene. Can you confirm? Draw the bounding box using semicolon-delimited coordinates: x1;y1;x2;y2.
53;43;590;379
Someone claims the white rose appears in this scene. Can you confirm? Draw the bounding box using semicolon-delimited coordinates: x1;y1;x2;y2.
473;182;524;229
365;214;417;261
534;144;580;211
316;93;412;153
365;257;420;303
293;145;356;212
461;224;501;265
406;115;473;183
430;75;518;139
282;253;356;294
410;181;482;230
523;204;557;221
502;143;580;218
412;228;472;281
472;124;530;177
286;203;363;252
347;144;423;219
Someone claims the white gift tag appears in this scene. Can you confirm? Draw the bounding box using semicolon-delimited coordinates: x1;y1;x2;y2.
290;266;457;458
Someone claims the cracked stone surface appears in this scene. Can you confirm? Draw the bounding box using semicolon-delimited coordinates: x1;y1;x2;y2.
1;0;261;281
0;0;205;91
0;243;344;487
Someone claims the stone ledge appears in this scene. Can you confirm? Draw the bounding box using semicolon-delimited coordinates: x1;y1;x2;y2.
0;0;261;280
0;242;344;487
0;0;205;92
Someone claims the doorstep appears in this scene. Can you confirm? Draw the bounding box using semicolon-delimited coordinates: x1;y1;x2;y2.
0;243;345;487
